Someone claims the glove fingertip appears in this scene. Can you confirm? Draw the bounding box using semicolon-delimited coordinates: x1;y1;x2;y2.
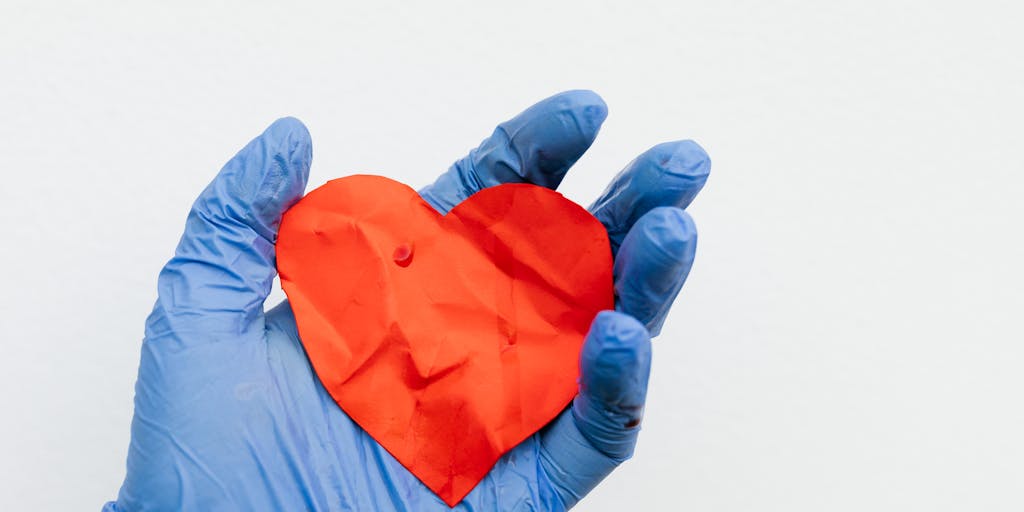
242;118;313;237
268;116;313;176
614;207;698;335
662;139;711;177
556;89;609;136
587;311;650;358
581;311;652;404
629;207;698;269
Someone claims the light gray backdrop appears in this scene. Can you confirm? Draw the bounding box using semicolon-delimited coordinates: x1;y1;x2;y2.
1;1;1021;510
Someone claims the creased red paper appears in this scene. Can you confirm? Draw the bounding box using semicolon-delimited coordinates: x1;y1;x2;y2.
276;175;614;506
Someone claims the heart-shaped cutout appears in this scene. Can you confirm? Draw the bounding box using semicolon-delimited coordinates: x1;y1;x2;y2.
277;175;613;505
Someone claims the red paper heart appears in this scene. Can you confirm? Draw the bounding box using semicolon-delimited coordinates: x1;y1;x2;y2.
276;175;613;506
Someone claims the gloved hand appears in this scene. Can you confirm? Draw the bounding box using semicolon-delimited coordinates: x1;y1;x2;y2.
105;90;710;511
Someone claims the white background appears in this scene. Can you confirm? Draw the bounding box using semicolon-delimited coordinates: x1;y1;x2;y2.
1;1;1022;510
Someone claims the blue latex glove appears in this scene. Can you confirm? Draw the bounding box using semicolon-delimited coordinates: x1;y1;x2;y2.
106;90;710;511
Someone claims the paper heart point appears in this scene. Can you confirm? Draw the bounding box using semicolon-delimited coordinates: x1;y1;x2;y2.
276;175;613;506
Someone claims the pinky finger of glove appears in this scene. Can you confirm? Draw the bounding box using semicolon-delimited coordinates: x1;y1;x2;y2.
539;311;651;508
